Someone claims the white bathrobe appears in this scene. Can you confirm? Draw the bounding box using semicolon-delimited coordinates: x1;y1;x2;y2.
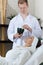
7;13;42;48
0;14;42;65
0;45;43;65
0;38;43;65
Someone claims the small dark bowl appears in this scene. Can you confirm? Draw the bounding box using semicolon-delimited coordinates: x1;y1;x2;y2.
17;28;24;34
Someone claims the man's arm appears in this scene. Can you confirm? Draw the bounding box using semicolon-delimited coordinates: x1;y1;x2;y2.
32;18;42;38
7;19;22;42
22;24;32;33
7;20;14;42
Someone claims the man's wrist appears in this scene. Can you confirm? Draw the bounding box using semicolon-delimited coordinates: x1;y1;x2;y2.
13;35;16;39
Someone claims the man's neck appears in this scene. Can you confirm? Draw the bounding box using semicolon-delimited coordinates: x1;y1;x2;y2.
20;12;29;20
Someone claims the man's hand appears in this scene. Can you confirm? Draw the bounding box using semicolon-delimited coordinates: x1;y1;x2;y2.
22;24;32;32
13;33;22;39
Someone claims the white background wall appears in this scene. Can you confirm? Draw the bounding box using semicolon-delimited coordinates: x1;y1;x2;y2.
35;0;43;26
7;0;35;16
3;0;43;26
28;0;35;15
6;0;35;24
35;0;43;20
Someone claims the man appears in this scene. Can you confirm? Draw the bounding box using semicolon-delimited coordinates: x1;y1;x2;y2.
7;0;42;49
0;0;42;65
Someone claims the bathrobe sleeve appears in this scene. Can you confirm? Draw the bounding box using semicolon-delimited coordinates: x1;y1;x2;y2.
32;18;42;38
7;18;16;42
